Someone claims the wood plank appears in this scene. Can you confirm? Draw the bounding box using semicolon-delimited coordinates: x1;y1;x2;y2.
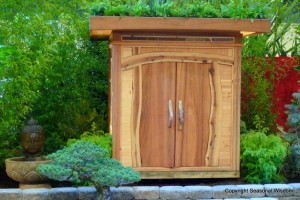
90;16;271;39
135;166;234;171
113;41;243;47
140;47;235;57
120;69;134;166
206;61;222;166
233;43;242;171
111;45;121;160
175;62;211;167
140;171;240;179
138;62;176;167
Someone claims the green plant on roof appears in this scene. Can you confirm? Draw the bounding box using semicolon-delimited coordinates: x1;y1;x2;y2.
90;0;272;19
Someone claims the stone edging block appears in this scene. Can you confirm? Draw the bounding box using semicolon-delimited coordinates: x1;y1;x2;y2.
213;185;242;199
0;189;22;200
185;185;212;199
2;183;300;200
264;184;293;197
132;186;159;200
289;183;300;197
160;186;188;199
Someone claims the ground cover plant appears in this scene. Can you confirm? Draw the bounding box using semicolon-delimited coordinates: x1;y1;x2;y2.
38;140;140;200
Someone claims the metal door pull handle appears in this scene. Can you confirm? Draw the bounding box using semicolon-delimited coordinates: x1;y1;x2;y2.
168;100;173;128
179;100;184;130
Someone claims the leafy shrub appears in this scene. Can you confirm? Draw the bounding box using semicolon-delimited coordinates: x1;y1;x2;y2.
278;90;300;177
38;140;140;200
240;130;288;183
67;122;112;157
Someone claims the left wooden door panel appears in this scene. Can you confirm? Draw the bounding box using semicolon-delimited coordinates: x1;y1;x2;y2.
137;62;176;167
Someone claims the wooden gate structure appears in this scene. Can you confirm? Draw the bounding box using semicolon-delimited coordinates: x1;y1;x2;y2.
89;17;270;178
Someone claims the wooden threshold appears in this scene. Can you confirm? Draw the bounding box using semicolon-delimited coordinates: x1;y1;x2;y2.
140;171;240;179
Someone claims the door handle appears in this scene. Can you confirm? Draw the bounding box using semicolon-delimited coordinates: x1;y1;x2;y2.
178;100;184;130
168;100;173;128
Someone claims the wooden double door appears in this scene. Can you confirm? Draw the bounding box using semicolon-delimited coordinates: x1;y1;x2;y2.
117;46;237;174
131;61;222;168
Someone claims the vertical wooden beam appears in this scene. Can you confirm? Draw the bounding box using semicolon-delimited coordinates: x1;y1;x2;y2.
233;36;242;171
112;45;122;160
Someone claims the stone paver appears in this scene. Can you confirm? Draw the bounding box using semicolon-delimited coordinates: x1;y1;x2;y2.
278;197;300;200
110;186;134;200
213;185;242;199
185;186;212;199
238;184;266;198
22;188;49;200
250;198;279;200
264;184;294;197
0;189;22;200
160;186;188;200
48;187;78;200
288;183;300;197
224;198;251;200
78;187;97;200
132;186;160;199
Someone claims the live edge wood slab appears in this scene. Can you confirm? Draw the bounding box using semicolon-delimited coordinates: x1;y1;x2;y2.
89;16;270;179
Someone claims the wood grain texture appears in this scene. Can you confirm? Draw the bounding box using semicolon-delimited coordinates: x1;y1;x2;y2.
120;69;134;166
206;61;222;166
90;16;271;39
111;45;121;160
140;47;234;57
139;171;240;179
175;62;211;167
219;64;233;167
138;62;176;167
113;42;240;177
122;52;234;69
113;41;243;47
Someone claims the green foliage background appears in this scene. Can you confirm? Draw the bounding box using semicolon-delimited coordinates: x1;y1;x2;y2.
0;0;109;169
241;0;299;131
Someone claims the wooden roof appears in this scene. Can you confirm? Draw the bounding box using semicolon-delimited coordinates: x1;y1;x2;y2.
90;16;271;39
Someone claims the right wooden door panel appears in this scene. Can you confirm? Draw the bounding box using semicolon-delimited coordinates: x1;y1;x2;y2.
175;62;211;167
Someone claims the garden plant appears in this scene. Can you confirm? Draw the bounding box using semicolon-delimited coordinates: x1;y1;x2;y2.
38;140;140;200
279;90;300;178
240;119;288;183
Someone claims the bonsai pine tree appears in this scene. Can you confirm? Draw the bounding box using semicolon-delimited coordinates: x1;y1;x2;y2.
37;140;140;199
